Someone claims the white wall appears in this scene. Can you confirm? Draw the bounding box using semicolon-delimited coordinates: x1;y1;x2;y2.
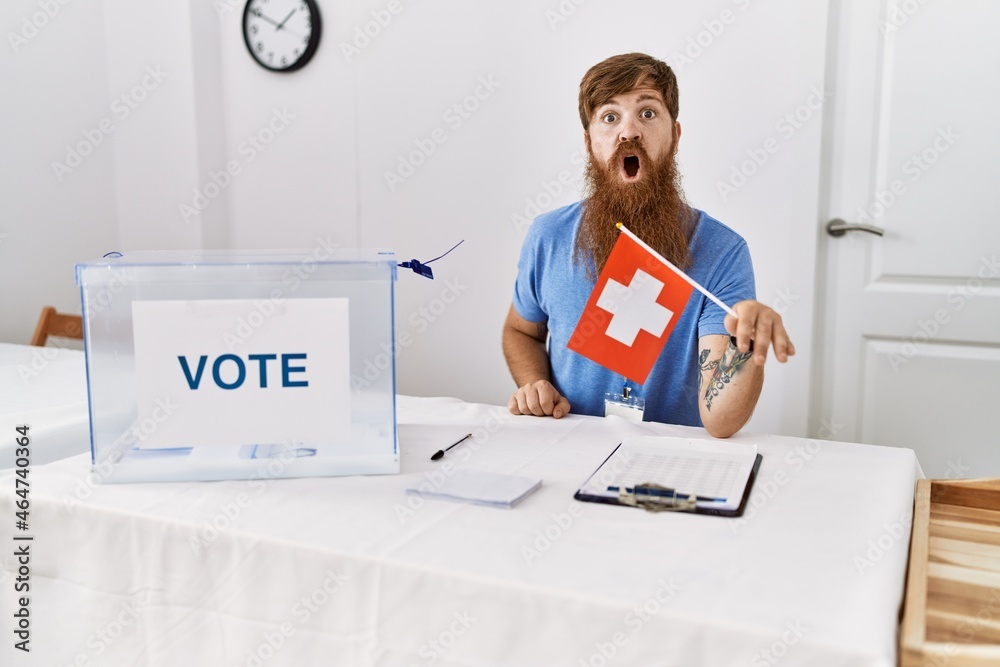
0;0;119;343
217;1;359;250
1;0;829;437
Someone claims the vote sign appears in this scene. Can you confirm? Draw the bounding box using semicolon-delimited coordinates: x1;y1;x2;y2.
132;298;351;448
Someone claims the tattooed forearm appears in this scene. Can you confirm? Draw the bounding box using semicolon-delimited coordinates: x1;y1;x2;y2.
699;341;753;411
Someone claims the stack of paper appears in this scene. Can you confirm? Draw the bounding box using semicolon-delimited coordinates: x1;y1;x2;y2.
406;468;542;508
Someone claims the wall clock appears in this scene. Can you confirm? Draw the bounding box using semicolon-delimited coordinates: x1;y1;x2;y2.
243;0;322;72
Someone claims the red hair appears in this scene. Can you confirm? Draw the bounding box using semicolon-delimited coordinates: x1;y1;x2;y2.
578;53;680;130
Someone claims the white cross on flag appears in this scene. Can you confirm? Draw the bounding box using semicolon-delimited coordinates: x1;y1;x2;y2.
567;227;696;384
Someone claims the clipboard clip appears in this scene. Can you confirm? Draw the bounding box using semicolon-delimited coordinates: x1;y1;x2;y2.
615;483;698;513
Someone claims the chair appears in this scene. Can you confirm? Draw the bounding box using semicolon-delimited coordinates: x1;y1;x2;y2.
30;306;83;347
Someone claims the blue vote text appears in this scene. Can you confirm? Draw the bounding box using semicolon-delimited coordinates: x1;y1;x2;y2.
178;353;309;390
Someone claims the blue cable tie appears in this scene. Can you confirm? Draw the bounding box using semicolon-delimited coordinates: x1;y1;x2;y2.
399;239;464;280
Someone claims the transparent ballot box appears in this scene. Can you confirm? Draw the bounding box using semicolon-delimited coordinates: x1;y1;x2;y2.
75;249;398;483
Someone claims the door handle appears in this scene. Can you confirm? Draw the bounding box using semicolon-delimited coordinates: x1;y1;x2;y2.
826;218;885;237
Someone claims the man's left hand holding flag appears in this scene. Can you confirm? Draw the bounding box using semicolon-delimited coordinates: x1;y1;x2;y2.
696;300;795;438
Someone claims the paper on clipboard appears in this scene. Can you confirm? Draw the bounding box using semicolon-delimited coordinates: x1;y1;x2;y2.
577;436;758;512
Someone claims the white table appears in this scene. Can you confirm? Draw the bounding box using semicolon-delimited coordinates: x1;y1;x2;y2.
0;395;919;666
0;342;89;468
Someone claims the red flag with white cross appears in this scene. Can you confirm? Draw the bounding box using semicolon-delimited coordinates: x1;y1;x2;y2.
567;226;696;384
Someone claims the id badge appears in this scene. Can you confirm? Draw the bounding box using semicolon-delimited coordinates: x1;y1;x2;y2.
604;392;645;422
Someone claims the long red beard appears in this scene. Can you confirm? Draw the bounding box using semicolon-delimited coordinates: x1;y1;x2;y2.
575;139;695;278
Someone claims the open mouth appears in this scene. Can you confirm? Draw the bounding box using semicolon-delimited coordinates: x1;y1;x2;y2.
623;155;640;179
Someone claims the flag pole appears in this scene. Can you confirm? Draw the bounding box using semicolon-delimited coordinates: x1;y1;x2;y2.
616;222;739;319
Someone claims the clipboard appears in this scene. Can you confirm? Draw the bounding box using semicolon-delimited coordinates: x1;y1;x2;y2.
573;441;763;518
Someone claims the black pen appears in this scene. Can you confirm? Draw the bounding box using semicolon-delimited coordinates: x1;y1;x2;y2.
430;433;472;461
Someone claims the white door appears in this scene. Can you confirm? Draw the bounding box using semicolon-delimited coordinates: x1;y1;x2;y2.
815;0;1000;478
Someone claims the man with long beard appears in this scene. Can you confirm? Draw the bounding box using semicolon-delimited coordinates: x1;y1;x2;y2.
502;53;794;438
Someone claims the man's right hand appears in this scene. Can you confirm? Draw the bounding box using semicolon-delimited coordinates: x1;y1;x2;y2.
507;380;571;418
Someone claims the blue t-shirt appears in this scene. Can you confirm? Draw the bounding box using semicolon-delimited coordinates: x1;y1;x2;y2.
513;201;755;426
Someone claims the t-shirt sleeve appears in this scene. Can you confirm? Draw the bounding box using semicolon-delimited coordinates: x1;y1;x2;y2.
512;222;548;323
698;240;756;338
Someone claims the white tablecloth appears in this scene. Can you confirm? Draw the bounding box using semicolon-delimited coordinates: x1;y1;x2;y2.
0;396;919;666
0;342;89;468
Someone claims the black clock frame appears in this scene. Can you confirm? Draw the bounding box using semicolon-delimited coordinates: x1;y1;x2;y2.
242;0;322;73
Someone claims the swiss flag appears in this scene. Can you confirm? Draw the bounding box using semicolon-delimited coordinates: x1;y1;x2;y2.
567;230;695;384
